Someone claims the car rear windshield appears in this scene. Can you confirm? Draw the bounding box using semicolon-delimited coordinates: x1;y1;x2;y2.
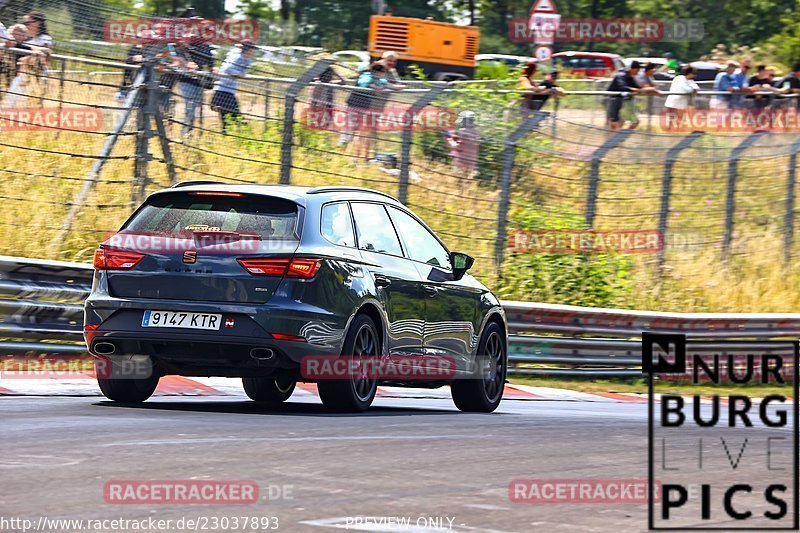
123;192;299;240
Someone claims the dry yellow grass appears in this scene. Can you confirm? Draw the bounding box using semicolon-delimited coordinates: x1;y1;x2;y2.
1;91;799;312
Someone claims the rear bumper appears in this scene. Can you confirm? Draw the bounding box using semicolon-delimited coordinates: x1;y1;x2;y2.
84;294;348;368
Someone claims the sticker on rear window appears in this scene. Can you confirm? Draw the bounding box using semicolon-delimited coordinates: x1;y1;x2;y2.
185;224;221;231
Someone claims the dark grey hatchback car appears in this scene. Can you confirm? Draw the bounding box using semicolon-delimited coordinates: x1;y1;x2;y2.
84;183;507;412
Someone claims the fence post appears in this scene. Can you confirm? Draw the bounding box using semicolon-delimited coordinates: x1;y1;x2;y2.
152;92;177;185
657;131;704;269
397;84;446;205
550;96;559;137
263;78;271;135
55;59;66;139
494;111;549;274
279;59;334;185
585;129;632;227
133;63;157;204
784;137;800;264
724;130;767;256
50;67;146;253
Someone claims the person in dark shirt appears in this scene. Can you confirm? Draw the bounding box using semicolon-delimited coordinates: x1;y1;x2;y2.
606;61;654;130
746;65;777;109
175;30;214;136
528;70;563;111
518;61;552;118
779;63;800;109
116;29;169;106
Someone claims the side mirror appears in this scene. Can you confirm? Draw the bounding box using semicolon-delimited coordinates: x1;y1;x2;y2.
450;252;474;281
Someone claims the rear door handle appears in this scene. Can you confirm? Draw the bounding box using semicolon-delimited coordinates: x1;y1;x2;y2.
423;285;438;297
374;274;392;288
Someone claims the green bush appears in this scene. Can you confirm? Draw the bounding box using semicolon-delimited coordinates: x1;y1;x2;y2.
496;200;634;307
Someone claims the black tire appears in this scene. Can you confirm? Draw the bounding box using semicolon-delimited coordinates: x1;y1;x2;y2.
451;322;507;413
242;377;296;404
317;314;380;413
96;358;159;403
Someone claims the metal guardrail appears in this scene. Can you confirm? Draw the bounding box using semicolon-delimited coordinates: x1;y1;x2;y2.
2;256;798;378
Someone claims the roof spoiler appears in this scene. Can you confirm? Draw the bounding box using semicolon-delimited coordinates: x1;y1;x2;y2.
171;180;225;188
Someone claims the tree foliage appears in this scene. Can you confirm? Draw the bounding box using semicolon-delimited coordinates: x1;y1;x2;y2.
81;0;800;64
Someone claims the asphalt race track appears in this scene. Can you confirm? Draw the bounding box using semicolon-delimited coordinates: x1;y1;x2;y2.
0;388;792;532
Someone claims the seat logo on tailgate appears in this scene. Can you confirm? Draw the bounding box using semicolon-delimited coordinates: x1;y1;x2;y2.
183;250;197;264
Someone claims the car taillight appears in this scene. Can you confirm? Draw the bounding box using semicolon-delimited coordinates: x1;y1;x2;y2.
286;258;321;278
189;191;244;197
93;248;145;270
237;257;321;279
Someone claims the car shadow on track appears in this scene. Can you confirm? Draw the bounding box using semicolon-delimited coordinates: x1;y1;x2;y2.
92;400;465;417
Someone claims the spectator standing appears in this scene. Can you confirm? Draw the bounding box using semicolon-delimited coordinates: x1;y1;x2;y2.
531;70;563;111
19;11;50;100
3;23;48;107
606;61;653;130
445;111;480;176
732;57;751;108
343;61;390;160
308;65;344;131
21;11;51;48
518;61;550;117
176;28;214;136
380;51;403;84
211;40;257;131
747;65;776;109
779;62;800;109
663;52;680;76
710;63;740;109
766;67;784;106
635;62;658;89
664;66;700;112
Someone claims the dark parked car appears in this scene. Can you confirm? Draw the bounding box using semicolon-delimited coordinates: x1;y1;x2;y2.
84;183;507;412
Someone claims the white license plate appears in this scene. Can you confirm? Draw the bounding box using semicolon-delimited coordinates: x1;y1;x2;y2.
141;310;222;330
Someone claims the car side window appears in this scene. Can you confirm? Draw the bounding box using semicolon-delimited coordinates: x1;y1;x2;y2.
351;202;403;256
321;202;355;247
387;207;451;269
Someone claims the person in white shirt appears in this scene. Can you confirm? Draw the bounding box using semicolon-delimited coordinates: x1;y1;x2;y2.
21;11;52;48
0;22;9;43
664;65;700;110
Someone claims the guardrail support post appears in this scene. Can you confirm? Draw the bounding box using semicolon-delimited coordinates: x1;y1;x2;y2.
397;84;446;205
494;112;549;275
724;130;767;256
658;131;704;269
586;129;632;227
785;137;800;265
279;59;334;185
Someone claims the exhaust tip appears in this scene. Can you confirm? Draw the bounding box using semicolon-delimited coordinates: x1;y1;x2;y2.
250;348;275;361
94;342;117;356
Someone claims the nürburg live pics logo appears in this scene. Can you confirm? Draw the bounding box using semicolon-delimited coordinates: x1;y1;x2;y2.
643;332;799;530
